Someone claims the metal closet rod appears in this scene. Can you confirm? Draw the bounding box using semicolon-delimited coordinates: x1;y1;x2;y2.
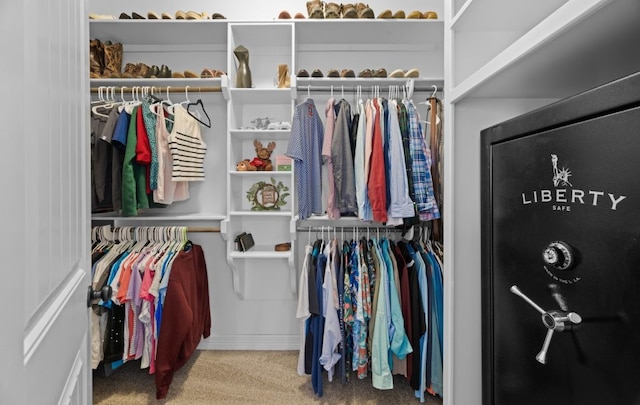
297;225;406;232
96;225;220;233
298;86;441;93
90;86;222;93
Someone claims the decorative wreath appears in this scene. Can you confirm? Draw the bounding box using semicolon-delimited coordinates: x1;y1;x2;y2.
246;177;289;211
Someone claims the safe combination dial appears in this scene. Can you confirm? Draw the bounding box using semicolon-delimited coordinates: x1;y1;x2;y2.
542;241;575;271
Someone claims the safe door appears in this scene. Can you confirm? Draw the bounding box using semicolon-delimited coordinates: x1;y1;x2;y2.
481;104;640;404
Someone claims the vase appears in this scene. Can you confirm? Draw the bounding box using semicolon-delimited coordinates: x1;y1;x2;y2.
234;45;252;88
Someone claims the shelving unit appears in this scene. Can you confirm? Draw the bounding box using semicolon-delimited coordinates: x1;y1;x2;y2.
221;23;296;300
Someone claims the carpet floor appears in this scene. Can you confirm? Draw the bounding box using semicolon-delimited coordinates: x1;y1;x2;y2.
93;350;444;405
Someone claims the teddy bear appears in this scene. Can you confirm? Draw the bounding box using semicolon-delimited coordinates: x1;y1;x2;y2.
236;159;257;171
253;140;276;171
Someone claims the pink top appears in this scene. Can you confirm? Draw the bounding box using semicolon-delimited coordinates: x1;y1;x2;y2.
322;98;339;219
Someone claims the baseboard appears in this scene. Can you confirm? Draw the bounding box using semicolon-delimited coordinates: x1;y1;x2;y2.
197;334;300;350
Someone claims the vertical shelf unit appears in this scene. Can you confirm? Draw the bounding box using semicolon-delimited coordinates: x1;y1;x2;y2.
221;23;297;299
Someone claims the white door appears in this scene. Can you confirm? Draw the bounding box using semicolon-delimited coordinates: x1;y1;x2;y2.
0;1;91;404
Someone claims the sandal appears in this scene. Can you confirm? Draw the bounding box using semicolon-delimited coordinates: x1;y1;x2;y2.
275;242;291;252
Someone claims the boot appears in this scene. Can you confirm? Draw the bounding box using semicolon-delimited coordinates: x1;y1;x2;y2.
277;64;290;88
89;39;105;78
102;41;123;78
357;3;374;18
341;3;358;18
306;0;324;18
325;2;341;18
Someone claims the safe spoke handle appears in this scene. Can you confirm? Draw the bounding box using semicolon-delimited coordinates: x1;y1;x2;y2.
536;328;555;364
510;285;545;315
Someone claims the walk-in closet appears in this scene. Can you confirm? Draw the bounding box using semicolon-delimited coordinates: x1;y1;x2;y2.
2;0;639;404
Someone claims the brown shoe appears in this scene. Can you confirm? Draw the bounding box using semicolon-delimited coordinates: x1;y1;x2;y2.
423;11;438;19
184;70;199;78
341;69;355;78
311;69;324;78
393;10;406;19
407;10;423;19
147;11;160;19
373;68;387;78
161;12;172;19
211;13;226;19
119;12;131;20
149;65;160;78
358;68;373;78
132;12;145;19
326;69;340;78
159;64;171;78
377;9;392;18
297;69;310;78
294;13;306;19
137;63;151;78
278;11;292;19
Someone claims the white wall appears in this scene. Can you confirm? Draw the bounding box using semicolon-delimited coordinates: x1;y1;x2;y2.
450;97;557;405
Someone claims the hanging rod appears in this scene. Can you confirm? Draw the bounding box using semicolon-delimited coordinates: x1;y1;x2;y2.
297;86;441;94
92;225;220;233
186;226;220;233
296;225;407;232
90;86;222;93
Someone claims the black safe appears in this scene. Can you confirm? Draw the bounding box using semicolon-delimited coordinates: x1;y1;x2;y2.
481;72;640;405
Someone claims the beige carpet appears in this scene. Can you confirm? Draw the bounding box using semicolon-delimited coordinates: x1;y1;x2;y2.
93;350;444;405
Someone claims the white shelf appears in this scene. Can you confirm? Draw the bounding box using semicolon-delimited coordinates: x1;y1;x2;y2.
229;248;292;259
91;212;227;221
90;20;227;46
450;0;640;100
229;129;291;140
90;77;222;88
229;170;291;176
228;211;292;217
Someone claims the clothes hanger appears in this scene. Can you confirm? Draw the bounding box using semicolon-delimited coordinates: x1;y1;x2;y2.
151;86;175;123
187;98;212;128
91;87;111;118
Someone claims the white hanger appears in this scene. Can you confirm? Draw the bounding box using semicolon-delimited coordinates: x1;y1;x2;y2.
91;86;111;118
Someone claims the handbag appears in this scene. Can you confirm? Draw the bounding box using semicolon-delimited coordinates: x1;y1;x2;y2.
234;232;255;252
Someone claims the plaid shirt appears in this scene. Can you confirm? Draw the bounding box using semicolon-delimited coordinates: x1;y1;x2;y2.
404;101;440;220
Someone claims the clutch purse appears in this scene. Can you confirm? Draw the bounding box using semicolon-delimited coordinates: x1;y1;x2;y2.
235;232;255;252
